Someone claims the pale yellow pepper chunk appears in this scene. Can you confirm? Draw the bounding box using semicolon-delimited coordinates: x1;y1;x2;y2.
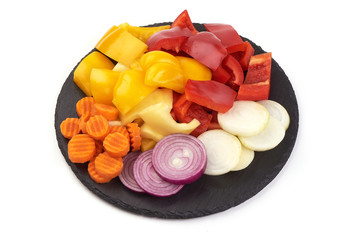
138;102;200;142
120;88;173;125
140;138;157;152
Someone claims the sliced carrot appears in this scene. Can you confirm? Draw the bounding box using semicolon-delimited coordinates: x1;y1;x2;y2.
68;134;96;163
94;152;124;179
94;103;119;121
79;113;90;134
86;115;110;140
126;122;141;151
103;132;130;157
88;159;112;183
110;125;130;140
60;118;80;139
76;97;97;117
95;140;104;155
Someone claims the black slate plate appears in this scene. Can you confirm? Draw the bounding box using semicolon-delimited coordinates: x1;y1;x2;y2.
55;23;298;219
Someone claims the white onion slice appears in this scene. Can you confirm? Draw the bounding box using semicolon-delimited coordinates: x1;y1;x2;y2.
218;100;269;137
198;129;241;176
257;100;290;130
239;116;285;151
231;144;255;171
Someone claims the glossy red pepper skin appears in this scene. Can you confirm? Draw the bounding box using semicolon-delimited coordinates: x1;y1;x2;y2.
185;80;237;113
172;94;212;137
181;32;227;71
204;23;243;49
222;55;244;91
244;52;272;84
172;94;192;121
212;64;231;84
237;52;272;101
227;41;255;71
146;26;193;52
236;80;270;101
171;10;198;34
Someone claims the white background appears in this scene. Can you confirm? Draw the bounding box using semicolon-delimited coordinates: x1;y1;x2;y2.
1;0;359;239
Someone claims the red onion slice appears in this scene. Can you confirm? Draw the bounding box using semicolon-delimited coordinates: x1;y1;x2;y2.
133;149;184;197
152;133;207;184
118;151;144;193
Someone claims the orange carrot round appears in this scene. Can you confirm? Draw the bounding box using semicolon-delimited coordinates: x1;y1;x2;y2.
88;159;112;183
60;118;80;139
103;132;130;158
94;152;124;179
127;122;141;151
86;115;110;140
76;97;97;117
79;114;90;134
94;103;119;121
68;134;96;163
110;125;130;140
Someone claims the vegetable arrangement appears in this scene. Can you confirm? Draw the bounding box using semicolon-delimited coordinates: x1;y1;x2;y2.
60;10;291;197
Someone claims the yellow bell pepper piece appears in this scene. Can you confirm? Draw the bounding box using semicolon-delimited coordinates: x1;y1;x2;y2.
120;88;173;125
140;138;157;152
90;69;120;105
95;27;147;67
140;51;180;70
112;69;157;115
138;102;200;141
73;51;115;96
144;62;186;93
140;123;164;142
176;56;212;82
112;62;129;72
119;23;171;42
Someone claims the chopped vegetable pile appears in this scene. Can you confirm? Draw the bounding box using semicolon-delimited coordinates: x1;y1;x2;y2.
60;10;291;197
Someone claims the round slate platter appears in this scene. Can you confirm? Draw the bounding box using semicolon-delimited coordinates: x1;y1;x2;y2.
55;23;299;219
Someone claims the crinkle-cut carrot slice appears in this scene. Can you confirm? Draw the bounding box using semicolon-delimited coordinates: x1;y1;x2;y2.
86;115;110;140
94;152;124;179
103;132;130;158
110;125;130;140
76;97;97;117
126;122;141;151
79;113;90;134
60;118;80;139
68;134;96;163
88;159;112;183
95;140;104;155
94;103;119;121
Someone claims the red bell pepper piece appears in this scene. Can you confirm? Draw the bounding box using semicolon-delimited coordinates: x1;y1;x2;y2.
222;55;244;91
212;64;231;84
227;41;255;71
244;52;272;84
236;80;270;101
171;10;198;35
207;111;221;130
204;23;243;49
146;26;193;52
173;94;212;137
181;32;227;71
172;94;192;121
237;52;272;101
185;80;237;113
